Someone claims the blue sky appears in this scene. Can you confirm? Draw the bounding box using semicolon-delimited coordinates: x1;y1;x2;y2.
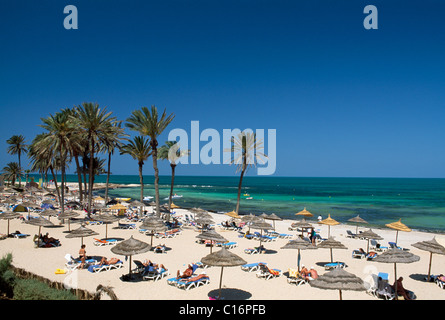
1;0;445;177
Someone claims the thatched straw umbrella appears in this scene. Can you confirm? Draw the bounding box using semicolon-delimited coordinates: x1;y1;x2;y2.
92;213;120;239
201;247;247;300
385;219;411;246
373;249;420;300
316;236;348;263
249;219;273;249
58;211;80;232
225;210;241;219
264;213;282;230
40;209;59;221
111;236;151;278
65;225;99;246
25;215;54;247
0;211;21;235
195;217;215;233
290;218;313;237
140;216;167;246
295;207;313;219
281;237;317;272
347;215;368;235
319;214;340;237
309;267;366;300
359;229;383;253
412;237;445;282
196;229;227;253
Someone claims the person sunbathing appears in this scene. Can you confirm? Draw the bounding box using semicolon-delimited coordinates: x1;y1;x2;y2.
176;264;195;279
99;257;120;266
307;267;319;280
300;266;309;278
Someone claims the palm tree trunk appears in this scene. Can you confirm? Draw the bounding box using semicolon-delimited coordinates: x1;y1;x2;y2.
87;136;94;218
235;168;246;215
49;165;61;207
18;152;22;187
105;152;112;204
152;143;161;217
139;161;144;216
74;153;83;202
167;163;176;221
60;145;65;216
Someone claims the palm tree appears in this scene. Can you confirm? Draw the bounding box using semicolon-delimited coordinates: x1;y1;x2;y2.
158;141;190;215
224;132;267;215
2;162;22;186
39;110;76;215
100;122;127;204
126;106;175;217
120;136;151;214
73;103;117;216
6;135;27;187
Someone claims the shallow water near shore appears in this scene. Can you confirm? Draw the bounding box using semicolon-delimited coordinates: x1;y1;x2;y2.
43;175;445;233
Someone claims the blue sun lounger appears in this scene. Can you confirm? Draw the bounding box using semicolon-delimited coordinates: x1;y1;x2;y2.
241;262;267;272
324;262;346;270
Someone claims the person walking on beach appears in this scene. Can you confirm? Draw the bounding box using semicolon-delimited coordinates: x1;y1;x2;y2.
79;244;87;269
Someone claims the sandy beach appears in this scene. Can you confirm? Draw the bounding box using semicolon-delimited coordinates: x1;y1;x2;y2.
1;184;445;301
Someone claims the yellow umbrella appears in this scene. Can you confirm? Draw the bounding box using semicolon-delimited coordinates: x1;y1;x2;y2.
94;196;105;201
319;214;340;237
170;203;180;209
295;207;313;218
109;203;127;210
225;210;241;219
385;219;411;245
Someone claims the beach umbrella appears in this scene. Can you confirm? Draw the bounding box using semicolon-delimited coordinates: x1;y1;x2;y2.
58;211;80;232
264;213;282;230
295;207;313;218
0;211;21;235
111;236;151;278
281;237;317;272
347;215;368;234
40;209;59;221
316;236;348;263
385;219;411;245
201;246;247;300
373;249;420;300
309;267;366;300
170;202;180;209
65;225;99;246
195;217;215;233
92;213;120;239
358;229;383;253
196;229;227;253
412;237;445;282
319;214;340;237
140;216;167;246
12;204;28;213
291;218;313;237
25;215;54;247
129;200;145;215
225;210;241;219
109;203;127;210
249;219;273;249
20;201;40;208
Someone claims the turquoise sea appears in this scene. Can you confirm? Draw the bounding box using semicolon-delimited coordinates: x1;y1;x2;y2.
41;175;445;233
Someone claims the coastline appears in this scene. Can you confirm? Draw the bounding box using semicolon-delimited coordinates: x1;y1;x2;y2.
1;181;445;300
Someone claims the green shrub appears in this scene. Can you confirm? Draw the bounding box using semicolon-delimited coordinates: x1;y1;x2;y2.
13;278;77;300
0;253;16;298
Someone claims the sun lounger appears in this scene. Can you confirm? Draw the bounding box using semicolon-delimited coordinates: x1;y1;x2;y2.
375;272;395;300
195;261;209;269
143;267;169;281
346;230;357;238
324;262;346;270
177;274;210;290
64;254;97;270
352;249;366;259
370;239;388;252
241;262;267;272
256;264;281;280
13;233;30;239
93;238;119;246
221;242;238;249
388;242;409;251
287;268;307;286
278;233;292;239
118;223;136;229
435;276;445;289
88;260;123;273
